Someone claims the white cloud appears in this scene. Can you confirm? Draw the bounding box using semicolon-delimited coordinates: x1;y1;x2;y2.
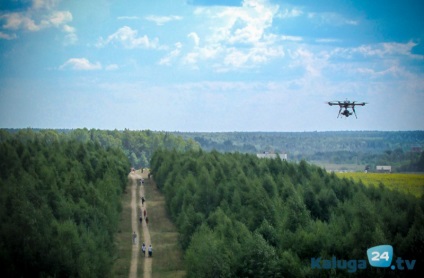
45;11;72;27
32;0;59;10
332;41;424;60
145;15;182;26
183;45;221;67
183;0;284;71
210;0;278;45
159;42;182;65
117;16;140;20
0;1;77;43
1;7;72;31
281;35;302;42
278;8;303;19
188;32;200;47
60;58;102;70
97;26;160;49
1;13;41;31
289;48;327;77
307;12;359;26
315;38;341;43
105;64;119;70
0;31;17;40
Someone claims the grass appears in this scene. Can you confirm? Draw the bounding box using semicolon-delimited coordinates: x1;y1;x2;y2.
336;172;424;198
143;176;186;278
312;161;366;172
111;180;133;277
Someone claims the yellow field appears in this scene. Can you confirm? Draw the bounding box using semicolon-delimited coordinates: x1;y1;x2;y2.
336;172;424;198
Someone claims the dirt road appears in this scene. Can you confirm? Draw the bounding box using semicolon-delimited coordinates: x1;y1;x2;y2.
128;171;152;278
139;173;152;278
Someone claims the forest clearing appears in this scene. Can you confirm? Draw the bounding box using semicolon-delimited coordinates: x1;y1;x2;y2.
336;172;424;198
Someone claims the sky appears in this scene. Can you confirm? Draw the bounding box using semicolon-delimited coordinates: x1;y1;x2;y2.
0;0;423;132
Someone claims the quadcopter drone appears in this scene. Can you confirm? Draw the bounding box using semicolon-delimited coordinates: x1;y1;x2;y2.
327;100;367;118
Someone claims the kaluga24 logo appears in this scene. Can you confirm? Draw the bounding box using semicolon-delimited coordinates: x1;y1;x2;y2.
311;245;416;273
367;245;416;270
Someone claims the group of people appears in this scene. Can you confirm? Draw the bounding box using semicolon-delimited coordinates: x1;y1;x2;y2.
132;234;153;257
139;196;149;225
139;211;149;224
141;243;153;257
132;193;153;257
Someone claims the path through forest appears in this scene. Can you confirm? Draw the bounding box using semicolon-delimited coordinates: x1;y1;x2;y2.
128;170;152;278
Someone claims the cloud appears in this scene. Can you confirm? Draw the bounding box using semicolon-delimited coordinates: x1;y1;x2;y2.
277;8;303;19
0;31;17;40
220;42;284;70
117;16;140;20
211;0;278;45
288;48;328;78
97;26;160;49
315;38;341;43
281;35;302;42
332;41;424;60
188;32;200;47
32;0;59;10
145;15;182;26
307;12;359;26
182;45;221;67
60;58;102;70
159;42;182;65
182;0;284;70
105;64;119;70
1;12;42;31
0;1;77;43
59;59;120;71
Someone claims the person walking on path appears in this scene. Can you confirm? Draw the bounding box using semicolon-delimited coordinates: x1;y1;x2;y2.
144;209;147;217
132;232;137;245
141;243;146;257
145;216;149;225
148;245;153;257
141;196;145;207
139;215;143;224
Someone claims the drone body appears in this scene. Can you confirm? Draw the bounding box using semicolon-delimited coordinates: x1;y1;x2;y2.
327;100;367;118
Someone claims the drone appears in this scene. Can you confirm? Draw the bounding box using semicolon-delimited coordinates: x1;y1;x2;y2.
327;100;367;118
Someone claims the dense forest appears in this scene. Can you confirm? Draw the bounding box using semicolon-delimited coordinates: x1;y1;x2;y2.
151;149;423;277
1;128;200;168
0;137;130;277
174;131;424;171
3;129;423;171
0;128;200;277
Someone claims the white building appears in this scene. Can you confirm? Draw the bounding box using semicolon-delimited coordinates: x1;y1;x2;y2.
376;165;391;173
257;153;288;160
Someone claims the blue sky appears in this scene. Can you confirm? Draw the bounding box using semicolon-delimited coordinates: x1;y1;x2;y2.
0;0;423;131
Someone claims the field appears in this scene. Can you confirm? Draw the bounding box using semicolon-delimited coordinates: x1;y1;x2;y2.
312;162;366;172
336;172;424;198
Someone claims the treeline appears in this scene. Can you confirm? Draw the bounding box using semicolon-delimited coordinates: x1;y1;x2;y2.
174;131;424;155
151;149;423;277
1;128;200;168
0;137;130;277
173;131;424;170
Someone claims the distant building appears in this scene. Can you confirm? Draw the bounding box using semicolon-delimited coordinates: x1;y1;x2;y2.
376;165;391;173
257;152;288;160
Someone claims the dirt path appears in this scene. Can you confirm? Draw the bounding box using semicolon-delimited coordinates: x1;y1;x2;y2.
139;171;152;278
128;170;152;278
128;172;142;278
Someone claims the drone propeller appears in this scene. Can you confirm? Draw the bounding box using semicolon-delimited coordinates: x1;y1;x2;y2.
327;101;341;106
